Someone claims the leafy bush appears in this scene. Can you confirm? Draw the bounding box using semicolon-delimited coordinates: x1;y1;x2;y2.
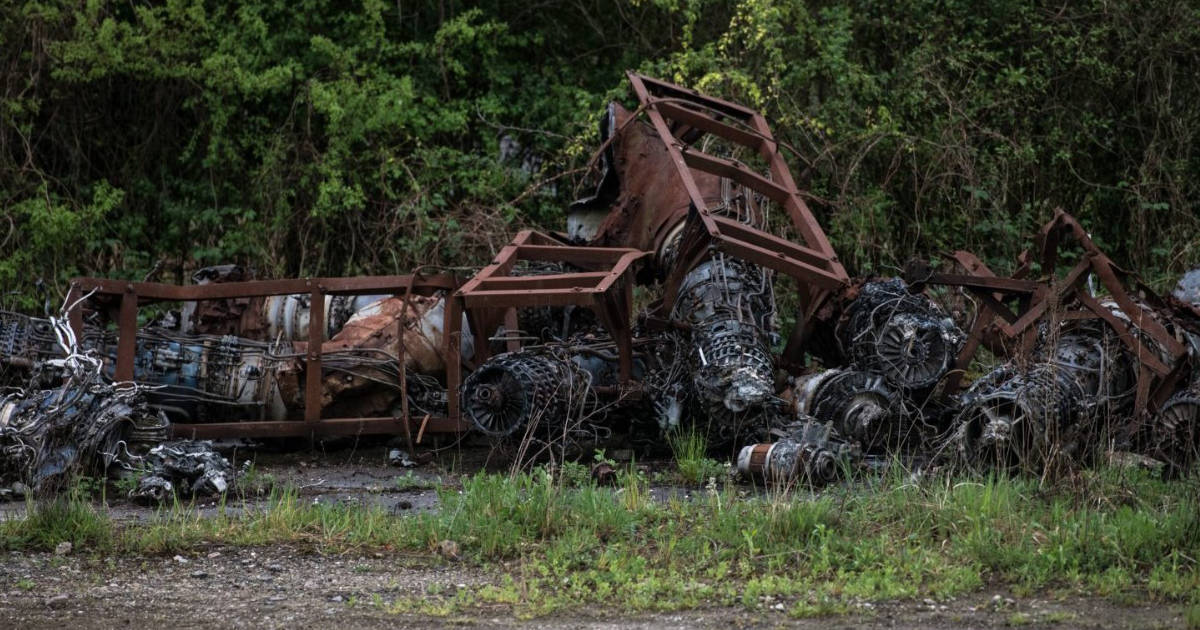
3;0;1197;309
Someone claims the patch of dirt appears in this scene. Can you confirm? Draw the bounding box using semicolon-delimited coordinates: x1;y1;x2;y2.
0;547;1186;629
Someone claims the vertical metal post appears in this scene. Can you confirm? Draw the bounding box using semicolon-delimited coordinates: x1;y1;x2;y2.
65;283;84;346
445;293;463;422
617;279;633;382
504;308;520;353
304;282;324;424
115;287;138;382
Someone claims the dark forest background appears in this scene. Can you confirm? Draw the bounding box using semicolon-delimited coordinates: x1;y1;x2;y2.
3;0;1198;310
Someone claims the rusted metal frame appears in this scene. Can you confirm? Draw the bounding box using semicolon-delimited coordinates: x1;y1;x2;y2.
1087;257;1186;359
396;273;420;447
171;416;469;440
589;279;635;383
70;274;466;438
713;237;849;291
64;284;85;347
594;251;650;292
444;292;464;423
995;258;1090;339
680;149;793;205
914;272;1040;295
514;245;636;266
503;309;521;353
455;231;536;298
925;256;1085;388
458;252;644;306
114;290;138;382
453;235;646;386
462;290;610;307
1151;359;1191;412
1033;210;1184;359
645;95;847;285
942;251;1026;323
965;288;1022;325
630;73;757;120
631;72;851;369
466;306;504;367
640;127;847;298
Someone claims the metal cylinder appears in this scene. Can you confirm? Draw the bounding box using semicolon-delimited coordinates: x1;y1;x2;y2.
737;438;841;486
1145;388;1200;472
461;350;588;438
953;364;1086;470
840;279;963;391
793;369;898;451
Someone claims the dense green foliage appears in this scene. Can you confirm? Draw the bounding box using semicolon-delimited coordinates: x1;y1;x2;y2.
3;1;1199;308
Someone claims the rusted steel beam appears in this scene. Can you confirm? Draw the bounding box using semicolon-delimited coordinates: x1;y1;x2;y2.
444;291;464;423
912;272;1040;294
514;244;639;263
477;272;611;290
1076;291;1172;375
651;101;766;150
169;416;469;439
633;74;757;119
70;274;458;301
710;214;841;269
715;239;849;290
680;149;794;205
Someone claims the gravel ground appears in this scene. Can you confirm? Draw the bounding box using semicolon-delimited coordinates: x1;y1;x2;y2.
0;446;1190;628
0;547;1187;629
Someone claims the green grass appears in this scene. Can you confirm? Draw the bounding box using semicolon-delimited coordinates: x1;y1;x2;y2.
1187;603;1200;630
1;466;1197;618
393;471;439;491
667;429;728;485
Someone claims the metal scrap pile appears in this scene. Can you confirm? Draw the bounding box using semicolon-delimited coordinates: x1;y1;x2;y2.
0;313;236;500
2;73;1198;494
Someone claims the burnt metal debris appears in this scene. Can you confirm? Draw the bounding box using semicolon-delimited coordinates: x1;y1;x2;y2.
2;73;1199;497
0;311;232;500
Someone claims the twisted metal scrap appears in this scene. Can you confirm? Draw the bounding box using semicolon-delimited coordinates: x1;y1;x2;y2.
0;305;168;495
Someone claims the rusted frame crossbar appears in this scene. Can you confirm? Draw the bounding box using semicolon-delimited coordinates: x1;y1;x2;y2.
906;210;1189;413
65;274;468;439
446;230;648;421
